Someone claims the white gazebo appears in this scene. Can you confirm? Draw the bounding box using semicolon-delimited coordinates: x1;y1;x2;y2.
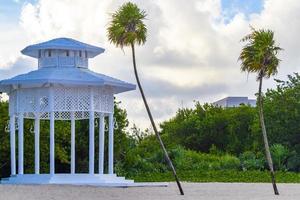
0;38;136;185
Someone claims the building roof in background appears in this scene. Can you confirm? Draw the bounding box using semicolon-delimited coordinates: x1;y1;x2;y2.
213;96;256;107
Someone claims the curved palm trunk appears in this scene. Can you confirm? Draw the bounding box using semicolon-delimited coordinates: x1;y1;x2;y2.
258;76;279;195
130;43;184;195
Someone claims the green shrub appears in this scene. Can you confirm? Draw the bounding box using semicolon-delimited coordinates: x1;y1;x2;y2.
219;154;240;170
209;144;222;155
270;144;289;171
287;151;300;172
172;147;240;171
239;151;265;170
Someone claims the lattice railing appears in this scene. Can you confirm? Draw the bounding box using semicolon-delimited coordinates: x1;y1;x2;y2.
9;86;114;120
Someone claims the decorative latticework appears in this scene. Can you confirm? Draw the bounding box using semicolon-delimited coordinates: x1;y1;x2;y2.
9;86;114;120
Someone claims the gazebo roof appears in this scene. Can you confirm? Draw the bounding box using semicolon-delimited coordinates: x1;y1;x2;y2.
0;37;135;94
21;38;105;58
0;67;135;94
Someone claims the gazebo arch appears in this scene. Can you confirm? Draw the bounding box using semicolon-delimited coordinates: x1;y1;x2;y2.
0;38;136;185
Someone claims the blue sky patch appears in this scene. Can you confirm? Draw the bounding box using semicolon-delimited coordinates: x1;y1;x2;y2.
221;0;263;22
0;0;36;24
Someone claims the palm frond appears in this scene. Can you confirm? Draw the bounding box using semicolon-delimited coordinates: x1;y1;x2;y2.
238;27;283;81
107;2;147;48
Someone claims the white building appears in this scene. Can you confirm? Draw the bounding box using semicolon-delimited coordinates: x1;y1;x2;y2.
213;96;256;108
0;38;138;185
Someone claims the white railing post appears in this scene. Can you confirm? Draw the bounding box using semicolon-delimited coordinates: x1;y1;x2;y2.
89;88;95;174
99;113;105;174
108;113;114;174
49;87;55;175
18;113;24;174
71;112;75;174
34;113;40;174
10;115;16;175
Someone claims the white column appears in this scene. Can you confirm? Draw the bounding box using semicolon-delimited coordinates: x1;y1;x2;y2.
34;113;40;174
89;88;95;174
71;112;75;174
108;113;114;174
18;113;24;174
50;112;55;175
49;88;55;175
98;113;104;174
10;115;16;175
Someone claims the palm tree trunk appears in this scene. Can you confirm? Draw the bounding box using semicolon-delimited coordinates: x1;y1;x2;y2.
130;43;184;195
258;75;279;195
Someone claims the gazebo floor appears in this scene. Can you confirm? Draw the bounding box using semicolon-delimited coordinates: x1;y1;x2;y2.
0;174;158;187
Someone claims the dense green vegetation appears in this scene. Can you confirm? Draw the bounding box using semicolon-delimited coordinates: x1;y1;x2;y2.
120;73;300;181
1;73;300;182
129;171;300;183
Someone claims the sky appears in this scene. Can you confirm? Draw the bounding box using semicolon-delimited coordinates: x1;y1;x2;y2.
0;0;299;130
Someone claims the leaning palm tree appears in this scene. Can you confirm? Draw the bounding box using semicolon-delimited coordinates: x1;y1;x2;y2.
107;2;184;195
239;27;282;195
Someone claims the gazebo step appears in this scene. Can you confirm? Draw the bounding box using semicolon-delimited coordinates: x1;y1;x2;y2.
0;174;134;185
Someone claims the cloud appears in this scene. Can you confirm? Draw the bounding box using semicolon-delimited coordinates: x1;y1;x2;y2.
0;24;27;68
0;57;35;80
0;0;299;129
124;77;228;99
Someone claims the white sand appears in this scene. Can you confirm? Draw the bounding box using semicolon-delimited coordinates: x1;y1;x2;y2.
0;183;300;200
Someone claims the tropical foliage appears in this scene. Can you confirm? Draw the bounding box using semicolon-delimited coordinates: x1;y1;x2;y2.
107;2;147;48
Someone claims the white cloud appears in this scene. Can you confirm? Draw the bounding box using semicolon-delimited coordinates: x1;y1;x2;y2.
196;0;221;19
0;24;27;68
0;56;35;80
20;0;112;43
1;0;299;129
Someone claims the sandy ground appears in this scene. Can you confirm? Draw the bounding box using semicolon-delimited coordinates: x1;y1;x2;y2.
0;183;300;200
